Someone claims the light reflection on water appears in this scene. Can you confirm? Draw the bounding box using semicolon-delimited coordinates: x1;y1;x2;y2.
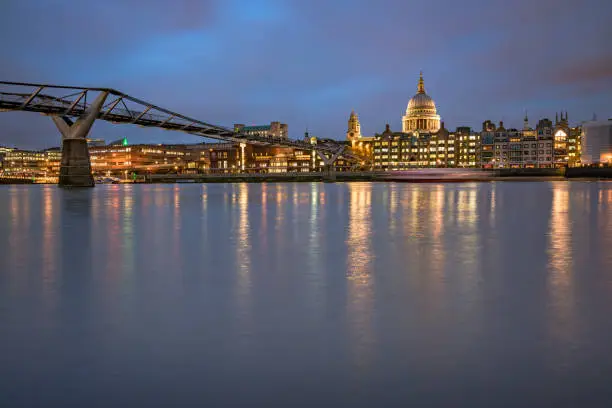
547;184;576;350
0;182;612;407
346;183;375;371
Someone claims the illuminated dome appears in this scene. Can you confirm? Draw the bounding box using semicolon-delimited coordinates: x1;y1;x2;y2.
407;93;436;112
402;72;441;133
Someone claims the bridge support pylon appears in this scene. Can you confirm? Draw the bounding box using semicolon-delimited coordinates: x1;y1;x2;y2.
316;149;342;182
52;91;108;187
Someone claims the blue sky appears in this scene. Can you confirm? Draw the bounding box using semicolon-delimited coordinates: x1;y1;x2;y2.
1;0;611;149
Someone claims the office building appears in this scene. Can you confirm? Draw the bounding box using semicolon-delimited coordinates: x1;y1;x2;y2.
581;119;612;165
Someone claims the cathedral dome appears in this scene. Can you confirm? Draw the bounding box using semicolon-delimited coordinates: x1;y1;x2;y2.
407;92;436;112
401;72;441;133
406;72;437;115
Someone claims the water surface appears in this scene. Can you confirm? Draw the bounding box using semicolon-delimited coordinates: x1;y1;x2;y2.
1;182;611;407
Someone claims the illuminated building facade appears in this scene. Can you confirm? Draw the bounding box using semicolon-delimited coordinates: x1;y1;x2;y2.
0;148;61;177
553;112;570;168
372;125;417;170
568;126;582;167
234;122;288;139
428;124;456;167
371;124;456;170
346;110;361;141
480;120;496;168
455;127;480;167
535;118;554;168
507;129;523;168
493;122;511;168
402;72;441;133
89;144;203;175
581;119;612;165
479;117;565;169
344;110;374;161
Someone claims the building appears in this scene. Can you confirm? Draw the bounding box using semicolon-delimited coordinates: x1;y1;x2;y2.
480;116;560;169
89;143;206;176
234;122;288;139
428;124;455;167
553;112;570;168
493;121;510;168
507;128;523;168
535;118;554;168
87;138;106;147
204;143;237;172
371;123;457;170
480;120;496;168
521;116;539;168
568;126;582;167
0;148;60;177
0;146;13;172
402;72;441;133
348;71;445;169
455;127;480;167
581;119;612;165
345;111;375;160
372;125;416;170
346;110;362;141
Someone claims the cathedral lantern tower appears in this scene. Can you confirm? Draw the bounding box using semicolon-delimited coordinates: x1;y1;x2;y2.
346;110;362;141
402;72;441;133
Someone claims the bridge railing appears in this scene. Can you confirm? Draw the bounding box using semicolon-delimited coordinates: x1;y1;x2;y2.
0;81;362;161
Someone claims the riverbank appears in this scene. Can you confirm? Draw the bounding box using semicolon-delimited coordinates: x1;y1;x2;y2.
2;168;611;185
0;177;34;184
566;167;612;178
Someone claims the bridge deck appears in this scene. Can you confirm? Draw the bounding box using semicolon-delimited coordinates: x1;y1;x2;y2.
0;81;365;162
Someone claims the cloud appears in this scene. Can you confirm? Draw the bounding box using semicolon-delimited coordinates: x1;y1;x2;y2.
1;0;611;146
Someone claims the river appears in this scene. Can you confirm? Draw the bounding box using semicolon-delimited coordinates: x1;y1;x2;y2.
1;182;611;407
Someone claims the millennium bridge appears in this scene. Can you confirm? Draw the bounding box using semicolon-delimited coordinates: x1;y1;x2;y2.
0;81;363;187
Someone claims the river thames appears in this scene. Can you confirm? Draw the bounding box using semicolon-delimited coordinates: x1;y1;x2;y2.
1;182;611;407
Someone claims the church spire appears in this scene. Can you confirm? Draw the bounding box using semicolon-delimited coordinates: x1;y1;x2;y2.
417;71;425;94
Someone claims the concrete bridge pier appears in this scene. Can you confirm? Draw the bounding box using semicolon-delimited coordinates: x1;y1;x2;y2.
317;149;342;182
322;164;336;181
52;91;108;187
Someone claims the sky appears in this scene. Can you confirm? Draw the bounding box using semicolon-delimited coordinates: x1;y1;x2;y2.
1;0;611;149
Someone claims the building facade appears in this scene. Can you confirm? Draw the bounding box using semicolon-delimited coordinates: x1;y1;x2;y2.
568;126;582;167
535;118;554;168
581;119;612;165
346;111;362;141
553;112;570;168
480;120;496;168
0;148;61;177
371;123;457;170
455;127;480;168
402;72;441;133
234;122;288;139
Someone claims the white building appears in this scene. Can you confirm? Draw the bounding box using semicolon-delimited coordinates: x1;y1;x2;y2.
581;119;612;164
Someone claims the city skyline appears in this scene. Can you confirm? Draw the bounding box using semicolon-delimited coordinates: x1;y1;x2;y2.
1;0;611;149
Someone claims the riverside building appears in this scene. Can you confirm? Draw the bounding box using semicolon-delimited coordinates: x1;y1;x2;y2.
581;119;612;165
234;122;288;139
0;148;61;177
455;127;480;168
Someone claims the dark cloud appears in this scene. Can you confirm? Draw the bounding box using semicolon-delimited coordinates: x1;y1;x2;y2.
553;55;612;86
1;0;611;147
